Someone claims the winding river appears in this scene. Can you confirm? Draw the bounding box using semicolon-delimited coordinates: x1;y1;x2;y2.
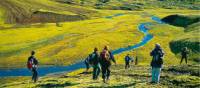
0;14;164;77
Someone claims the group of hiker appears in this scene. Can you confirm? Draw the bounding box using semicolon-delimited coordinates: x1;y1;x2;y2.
26;44;189;83
85;46;116;82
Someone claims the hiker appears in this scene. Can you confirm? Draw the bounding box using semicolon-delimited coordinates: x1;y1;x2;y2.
89;47;101;80
135;56;138;65
27;51;39;83
125;54;133;69
100;46;116;83
180;47;189;64
150;43;164;83
84;56;90;72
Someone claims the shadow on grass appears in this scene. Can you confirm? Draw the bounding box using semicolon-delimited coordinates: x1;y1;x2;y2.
79;71;92;75
166;65;200;76
88;82;136;88
37;81;79;88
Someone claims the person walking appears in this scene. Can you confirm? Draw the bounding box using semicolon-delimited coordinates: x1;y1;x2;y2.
27;51;39;83
150;44;164;84
84;56;90;72
89;48;101;80
100;46;116;83
125;54;133;69
180;47;189;64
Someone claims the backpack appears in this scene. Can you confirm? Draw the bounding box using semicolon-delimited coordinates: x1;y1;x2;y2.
88;53;96;64
27;61;32;69
153;50;163;65
125;56;130;62
27;56;38;69
101;50;110;62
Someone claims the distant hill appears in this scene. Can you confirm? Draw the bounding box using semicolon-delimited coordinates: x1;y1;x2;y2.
0;0;98;24
53;0;200;10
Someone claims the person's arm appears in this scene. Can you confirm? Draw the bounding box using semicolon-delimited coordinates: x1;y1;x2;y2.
34;58;38;65
109;51;116;64
161;49;165;57
187;50;190;54
131;57;134;62
150;49;154;56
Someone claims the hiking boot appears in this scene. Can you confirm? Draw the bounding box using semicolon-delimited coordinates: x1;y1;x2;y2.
106;77;110;81
93;77;98;80
150;81;155;84
103;79;106;83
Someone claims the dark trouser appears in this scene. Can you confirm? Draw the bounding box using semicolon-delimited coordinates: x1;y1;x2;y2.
32;67;38;82
101;62;111;80
151;67;161;83
93;64;100;80
180;56;187;64
85;62;90;71
125;61;130;69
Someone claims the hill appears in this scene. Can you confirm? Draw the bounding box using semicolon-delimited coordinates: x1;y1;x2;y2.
163;15;200;63
0;0;98;24
53;0;200;10
0;0;199;87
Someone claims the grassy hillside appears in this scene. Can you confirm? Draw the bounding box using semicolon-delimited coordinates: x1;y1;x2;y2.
0;0;98;24
0;9;196;68
162;15;200;63
54;0;200;10
0;0;199;87
0;7;199;68
1;65;200;88
162;15;200;27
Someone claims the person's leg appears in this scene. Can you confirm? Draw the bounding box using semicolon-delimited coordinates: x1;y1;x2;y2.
125;62;128;69
32;69;34;81
185;57;188;64
85;62;89;72
106;66;111;80
32;68;38;83
101;65;106;80
93;66;97;80
151;67;156;83
180;57;184;64
35;69;38;82
155;67;161;83
127;62;130;68
96;65;101;79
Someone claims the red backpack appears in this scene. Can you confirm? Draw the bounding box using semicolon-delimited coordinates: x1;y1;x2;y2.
27;61;32;69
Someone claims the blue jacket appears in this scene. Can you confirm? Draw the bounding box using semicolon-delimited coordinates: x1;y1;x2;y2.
150;47;164;68
125;56;133;62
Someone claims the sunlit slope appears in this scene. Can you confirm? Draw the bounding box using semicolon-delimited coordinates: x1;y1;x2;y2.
0;9;199;68
54;0;200;10
0;0;99;24
0;12;143;68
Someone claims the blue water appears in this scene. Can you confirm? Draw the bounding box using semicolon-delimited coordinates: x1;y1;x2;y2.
0;14;163;77
0;62;84;77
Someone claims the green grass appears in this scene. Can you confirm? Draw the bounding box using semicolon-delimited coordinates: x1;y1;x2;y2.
1;65;199;88
0;0;99;24
185;22;200;32
167;15;200;63
0;0;199;87
55;0;200;10
0;8;199;68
